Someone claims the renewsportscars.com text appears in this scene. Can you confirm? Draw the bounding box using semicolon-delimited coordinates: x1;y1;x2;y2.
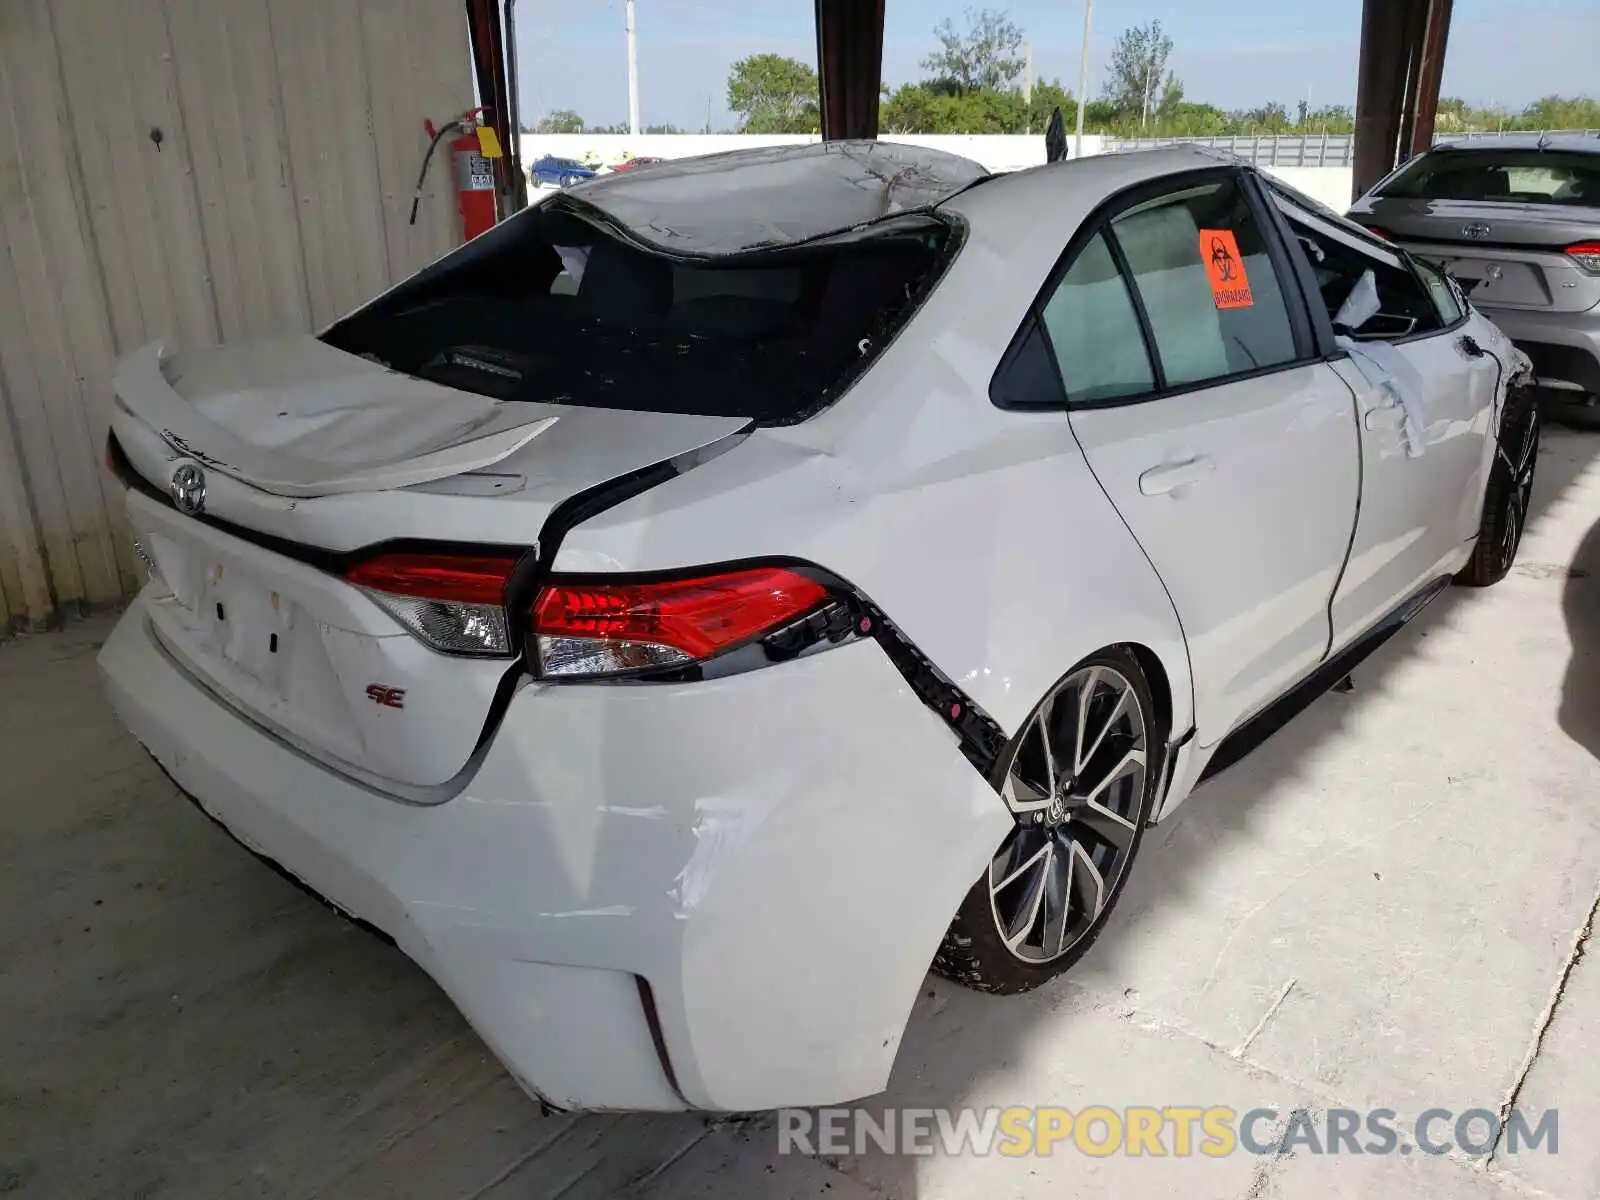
777;1106;1558;1159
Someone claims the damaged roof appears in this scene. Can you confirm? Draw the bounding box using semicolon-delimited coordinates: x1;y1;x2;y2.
561;139;989;256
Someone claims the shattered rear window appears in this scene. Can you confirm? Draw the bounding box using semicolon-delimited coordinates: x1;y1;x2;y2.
321;198;958;425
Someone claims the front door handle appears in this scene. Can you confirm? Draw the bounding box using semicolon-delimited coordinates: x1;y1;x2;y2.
1138;456;1214;496
1364;398;1406;431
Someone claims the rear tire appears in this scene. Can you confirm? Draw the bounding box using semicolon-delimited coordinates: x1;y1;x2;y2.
932;647;1163;995
1458;386;1539;588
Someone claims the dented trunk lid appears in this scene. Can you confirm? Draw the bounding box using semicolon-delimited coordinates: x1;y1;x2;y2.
110;337;747;793
1360;198;1600;314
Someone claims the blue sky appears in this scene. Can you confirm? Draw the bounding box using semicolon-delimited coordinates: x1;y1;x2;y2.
514;0;1599;131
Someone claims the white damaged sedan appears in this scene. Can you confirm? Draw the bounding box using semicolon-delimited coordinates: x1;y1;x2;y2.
100;141;1537;1112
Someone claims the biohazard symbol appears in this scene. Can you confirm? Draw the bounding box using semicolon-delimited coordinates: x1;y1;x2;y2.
1210;237;1237;281
1198;228;1254;309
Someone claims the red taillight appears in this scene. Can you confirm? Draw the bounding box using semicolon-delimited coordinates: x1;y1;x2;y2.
532;566;828;677
1566;242;1600;274
346;552;519;604
1362;225;1394;242
346;551;523;656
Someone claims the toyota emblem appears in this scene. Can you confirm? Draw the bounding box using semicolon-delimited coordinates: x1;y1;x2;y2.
1463;222;1491;240
170;463;206;515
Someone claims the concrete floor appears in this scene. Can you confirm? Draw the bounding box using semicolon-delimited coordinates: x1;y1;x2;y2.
3;428;1598;1200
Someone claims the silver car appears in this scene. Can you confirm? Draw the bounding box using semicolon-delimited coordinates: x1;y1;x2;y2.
1349;134;1600;422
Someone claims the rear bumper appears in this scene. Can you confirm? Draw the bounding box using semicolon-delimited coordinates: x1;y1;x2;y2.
1475;303;1600;393
99;597;1008;1112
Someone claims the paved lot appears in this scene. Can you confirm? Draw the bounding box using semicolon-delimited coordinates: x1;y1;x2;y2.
3;428;1598;1200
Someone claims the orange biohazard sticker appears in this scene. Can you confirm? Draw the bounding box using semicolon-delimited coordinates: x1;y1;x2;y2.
1198;229;1254;309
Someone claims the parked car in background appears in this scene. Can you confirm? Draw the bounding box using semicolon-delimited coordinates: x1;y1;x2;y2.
610;155;665;173
100;142;1536;1113
529;154;595;188
1350;134;1600;425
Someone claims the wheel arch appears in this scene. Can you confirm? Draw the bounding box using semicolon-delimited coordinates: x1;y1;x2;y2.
1121;641;1175;744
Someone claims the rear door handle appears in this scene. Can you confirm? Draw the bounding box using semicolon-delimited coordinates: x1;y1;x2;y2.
1138;456;1214;496
1364;398;1406;431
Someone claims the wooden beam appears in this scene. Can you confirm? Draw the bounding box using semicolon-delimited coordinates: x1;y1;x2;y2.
815;0;885;141
1354;0;1411;197
1408;0;1454;160
1354;0;1455;199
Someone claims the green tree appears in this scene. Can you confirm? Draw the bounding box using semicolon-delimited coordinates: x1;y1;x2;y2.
1027;79;1078;134
960;88;1028;132
1082;99;1119;129
1519;95;1600;129
1161;101;1228;136
726;53;819;133
1103;20;1179;129
881;80;1068;135
881;82;947;133
1245;102;1292;132
1435;97;1469;127
1207;103;1294;135
534;109;585;134
1155;75;1187;122
921;7;1025;96
1307;104;1355;133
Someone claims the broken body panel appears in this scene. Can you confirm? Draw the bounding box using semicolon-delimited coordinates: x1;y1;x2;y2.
105;143;983;791
97;144;1524;1112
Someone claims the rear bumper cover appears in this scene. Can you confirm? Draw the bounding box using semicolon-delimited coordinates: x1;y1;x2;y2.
100;598;1009;1111
1475;303;1600;393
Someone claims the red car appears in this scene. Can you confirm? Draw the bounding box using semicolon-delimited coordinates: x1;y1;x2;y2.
610;155;665;173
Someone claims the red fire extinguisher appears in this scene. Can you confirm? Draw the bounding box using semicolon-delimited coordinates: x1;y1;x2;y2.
410;107;504;242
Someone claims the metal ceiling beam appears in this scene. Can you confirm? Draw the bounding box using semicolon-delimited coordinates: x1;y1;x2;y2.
815;0;885;141
465;0;523;213
1353;0;1454;199
1408;0;1454;161
1354;0;1413;198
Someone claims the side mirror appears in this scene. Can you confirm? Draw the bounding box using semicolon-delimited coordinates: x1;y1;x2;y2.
1346;312;1420;341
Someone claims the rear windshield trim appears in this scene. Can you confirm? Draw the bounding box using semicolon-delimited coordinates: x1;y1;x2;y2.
320;199;966;428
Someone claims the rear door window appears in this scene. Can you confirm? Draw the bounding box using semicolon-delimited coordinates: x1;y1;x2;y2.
1110;177;1300;387
1027;172;1309;409
1038;232;1155;404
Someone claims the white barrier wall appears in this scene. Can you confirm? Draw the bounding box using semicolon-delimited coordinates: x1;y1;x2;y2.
1259;166;1357;212
521;133;1357;213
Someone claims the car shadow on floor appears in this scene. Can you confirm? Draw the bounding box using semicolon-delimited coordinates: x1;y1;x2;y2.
1559;515;1600;762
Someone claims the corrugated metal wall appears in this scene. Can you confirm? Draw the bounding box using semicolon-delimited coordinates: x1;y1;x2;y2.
0;0;472;633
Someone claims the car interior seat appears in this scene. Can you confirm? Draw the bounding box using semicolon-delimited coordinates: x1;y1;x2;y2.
574;237;673;327
1114;203;1230;385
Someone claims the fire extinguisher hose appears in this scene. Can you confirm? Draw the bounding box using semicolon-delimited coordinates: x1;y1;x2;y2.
409;119;469;226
